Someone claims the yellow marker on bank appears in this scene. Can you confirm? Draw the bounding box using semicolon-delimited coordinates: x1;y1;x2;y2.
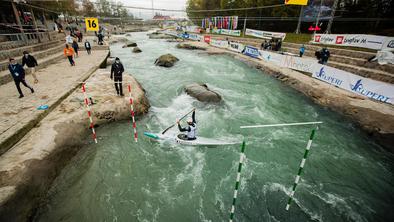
285;0;308;5
85;18;99;31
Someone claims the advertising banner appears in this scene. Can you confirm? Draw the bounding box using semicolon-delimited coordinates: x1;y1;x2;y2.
261;51;317;73
188;34;203;41
311;65;394;104
185;26;200;33
312;34;394;50
259;51;284;66
229;42;245;53
212;28;221;34
204;36;211;44
259;50;394;104
245;28;286;40
220;29;241;36
243;46;261;58
210;39;229;48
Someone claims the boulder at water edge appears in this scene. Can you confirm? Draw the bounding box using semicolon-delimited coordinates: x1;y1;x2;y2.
185;83;222;103
132;47;142;53
154;54;179;67
106;57;115;66
147;32;176;39
109;37;128;44
176;43;206;50
122;41;137;48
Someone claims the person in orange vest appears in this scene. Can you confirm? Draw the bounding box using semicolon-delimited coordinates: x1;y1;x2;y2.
63;44;75;66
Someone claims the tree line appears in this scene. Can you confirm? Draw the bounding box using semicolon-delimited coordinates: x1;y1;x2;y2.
31;0;133;18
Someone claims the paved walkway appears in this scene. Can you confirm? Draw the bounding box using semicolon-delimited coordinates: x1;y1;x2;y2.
0;50;108;155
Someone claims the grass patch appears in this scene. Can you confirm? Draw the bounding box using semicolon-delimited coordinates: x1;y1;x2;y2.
283;33;312;44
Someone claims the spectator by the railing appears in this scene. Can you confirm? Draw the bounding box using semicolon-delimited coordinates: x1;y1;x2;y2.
63;44;75;66
72;40;79;57
274;39;282;51
299;45;305;57
84;40;92;55
21;51;38;84
76;29;83;42
65;32;73;44
97;27;104;45
319;47;330;64
316;47;330;64
8;58;34;98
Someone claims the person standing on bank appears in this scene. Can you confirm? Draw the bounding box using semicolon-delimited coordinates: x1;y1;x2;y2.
64;44;75;66
299;45;305;57
72;40;79;57
110;57;124;96
21;51;39;83
8;58;34;98
84;39;92;55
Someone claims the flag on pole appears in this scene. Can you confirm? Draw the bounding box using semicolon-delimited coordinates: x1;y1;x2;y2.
285;0;308;5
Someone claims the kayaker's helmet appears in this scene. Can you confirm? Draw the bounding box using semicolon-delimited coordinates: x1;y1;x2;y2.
187;118;193;124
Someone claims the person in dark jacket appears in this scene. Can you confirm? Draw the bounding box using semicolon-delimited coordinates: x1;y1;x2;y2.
21;51;39;83
110;57;124;96
177;109;197;140
84;40;92;55
8;58;34;98
319;47;330;64
72;40;79;57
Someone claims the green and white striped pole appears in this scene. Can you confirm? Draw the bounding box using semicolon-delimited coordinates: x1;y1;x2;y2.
229;140;246;222
286;128;317;211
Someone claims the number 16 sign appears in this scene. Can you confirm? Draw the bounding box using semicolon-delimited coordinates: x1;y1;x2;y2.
85;18;99;31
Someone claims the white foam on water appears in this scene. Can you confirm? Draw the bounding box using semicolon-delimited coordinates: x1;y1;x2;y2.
308;190;368;222
174;147;206;189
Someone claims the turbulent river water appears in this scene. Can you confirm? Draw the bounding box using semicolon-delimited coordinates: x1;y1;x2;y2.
36;32;394;222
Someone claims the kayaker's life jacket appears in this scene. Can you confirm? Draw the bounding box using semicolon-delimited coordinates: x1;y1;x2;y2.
187;124;197;139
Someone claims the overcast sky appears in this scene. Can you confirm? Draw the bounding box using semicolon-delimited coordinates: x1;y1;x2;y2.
118;0;188;19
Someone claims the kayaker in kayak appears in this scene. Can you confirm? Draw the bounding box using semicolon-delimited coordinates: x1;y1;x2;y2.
177;108;197;140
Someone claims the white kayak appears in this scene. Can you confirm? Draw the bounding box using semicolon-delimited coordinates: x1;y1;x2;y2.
144;132;238;146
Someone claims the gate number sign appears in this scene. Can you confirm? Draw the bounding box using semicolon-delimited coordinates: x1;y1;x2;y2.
85;18;99;31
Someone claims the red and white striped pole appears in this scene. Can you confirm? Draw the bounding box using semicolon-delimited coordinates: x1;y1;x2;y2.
82;83;98;143
128;84;138;142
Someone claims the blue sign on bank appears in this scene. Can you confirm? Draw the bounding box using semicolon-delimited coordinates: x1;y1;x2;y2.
243;46;260;58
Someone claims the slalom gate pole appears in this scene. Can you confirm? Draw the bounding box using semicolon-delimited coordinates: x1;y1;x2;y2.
285;128;317;211
229;140;246;222
128;84;138;142
81;83;97;143
240;121;323;129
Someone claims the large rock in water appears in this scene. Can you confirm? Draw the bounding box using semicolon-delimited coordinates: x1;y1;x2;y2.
132;47;142;53
185;83;222;103
154;54;179;67
122;41;137;48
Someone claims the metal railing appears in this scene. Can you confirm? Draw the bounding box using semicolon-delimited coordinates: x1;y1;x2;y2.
0;31;62;49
